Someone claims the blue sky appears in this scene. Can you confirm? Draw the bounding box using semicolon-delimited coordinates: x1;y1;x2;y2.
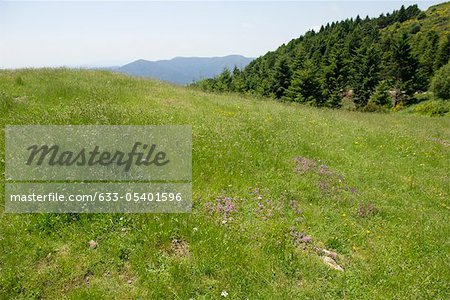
0;1;444;68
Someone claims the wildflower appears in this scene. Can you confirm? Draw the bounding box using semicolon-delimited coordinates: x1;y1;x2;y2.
221;290;229;297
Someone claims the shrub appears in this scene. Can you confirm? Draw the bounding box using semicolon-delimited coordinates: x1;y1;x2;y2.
409;23;421;34
410;99;450;116
430;62;450;100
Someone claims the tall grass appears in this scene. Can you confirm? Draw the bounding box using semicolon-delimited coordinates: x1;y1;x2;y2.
0;69;449;299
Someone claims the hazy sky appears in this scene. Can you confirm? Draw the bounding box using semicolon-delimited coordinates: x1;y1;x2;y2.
0;1;444;68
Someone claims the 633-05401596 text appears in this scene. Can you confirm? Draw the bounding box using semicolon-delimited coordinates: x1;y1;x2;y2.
9;192;185;203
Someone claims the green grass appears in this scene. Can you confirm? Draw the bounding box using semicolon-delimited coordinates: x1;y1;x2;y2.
0;69;449;299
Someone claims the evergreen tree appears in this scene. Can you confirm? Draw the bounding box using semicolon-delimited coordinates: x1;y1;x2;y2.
215;69;232;92
369;80;391;106
388;33;419;101
396;5;408;23
352;43;381;107
231;66;245;92
415;31;439;90
430;62;450;100
271;58;292;99
286;60;322;104
321;46;348;107
434;35;450;70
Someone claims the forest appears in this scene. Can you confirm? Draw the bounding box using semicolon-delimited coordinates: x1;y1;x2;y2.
192;3;450;111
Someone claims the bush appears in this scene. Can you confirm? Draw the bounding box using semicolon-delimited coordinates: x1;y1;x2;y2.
408;99;450;116
430;62;450;100
409;23;421;34
362;102;386;112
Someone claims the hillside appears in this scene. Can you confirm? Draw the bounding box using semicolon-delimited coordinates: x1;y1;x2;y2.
1;69;449;298
193;2;450;109
114;55;254;85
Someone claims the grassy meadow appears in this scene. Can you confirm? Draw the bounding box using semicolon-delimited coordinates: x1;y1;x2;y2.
0;69;449;299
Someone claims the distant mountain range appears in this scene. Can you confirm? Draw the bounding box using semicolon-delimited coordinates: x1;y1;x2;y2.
109;55;254;85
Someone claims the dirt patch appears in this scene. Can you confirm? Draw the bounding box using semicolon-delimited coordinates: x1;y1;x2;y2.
429;138;450;147
163;99;176;106
358;202;378;218
318;164;335;176
83;270;94;287
166;238;191;259
119;262;137;285
293;156;317;174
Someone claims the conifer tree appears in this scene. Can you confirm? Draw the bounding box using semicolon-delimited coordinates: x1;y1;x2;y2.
286;60;322;104
271;58;292;99
352;43;381;107
388;33;419;101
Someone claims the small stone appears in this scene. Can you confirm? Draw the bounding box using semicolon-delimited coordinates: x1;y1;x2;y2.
88;240;98;249
321;256;344;271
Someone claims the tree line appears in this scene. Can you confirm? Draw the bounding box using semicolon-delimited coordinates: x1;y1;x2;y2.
192;4;450;110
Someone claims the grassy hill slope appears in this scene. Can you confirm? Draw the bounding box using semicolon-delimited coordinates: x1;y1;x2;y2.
1;69;449;299
384;1;449;36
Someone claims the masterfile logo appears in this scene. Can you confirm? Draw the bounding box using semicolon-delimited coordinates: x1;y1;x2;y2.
5;125;191;181
25;142;170;172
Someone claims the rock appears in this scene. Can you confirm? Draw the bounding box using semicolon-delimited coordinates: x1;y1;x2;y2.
321;256;344;271
321;249;337;260
88;240;98;249
313;246;337;260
